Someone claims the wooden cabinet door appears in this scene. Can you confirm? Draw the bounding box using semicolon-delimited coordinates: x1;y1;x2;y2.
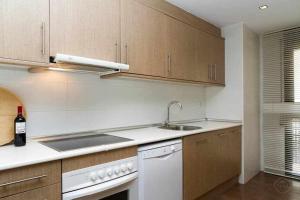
50;0;120;62
208;36;225;84
0;0;49;63
183;132;218;200
227;127;242;178
215;129;232;184
166;17;198;81
2;184;61;200
195;31;211;82
121;0;167;77
213;37;225;84
215;127;241;185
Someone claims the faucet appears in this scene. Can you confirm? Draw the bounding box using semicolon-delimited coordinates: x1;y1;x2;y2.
165;101;183;125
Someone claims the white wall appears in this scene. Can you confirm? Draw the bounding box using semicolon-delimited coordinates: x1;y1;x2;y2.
243;25;261;183
205;23;244;121
0;66;206;137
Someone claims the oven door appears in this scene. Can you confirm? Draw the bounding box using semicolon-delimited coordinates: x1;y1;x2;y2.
63;172;138;200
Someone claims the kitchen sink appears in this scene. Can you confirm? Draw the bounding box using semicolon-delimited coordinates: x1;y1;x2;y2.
158;124;202;131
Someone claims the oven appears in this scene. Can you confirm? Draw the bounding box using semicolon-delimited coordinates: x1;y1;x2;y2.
62;156;138;200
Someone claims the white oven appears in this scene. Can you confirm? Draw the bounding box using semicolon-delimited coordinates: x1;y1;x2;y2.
62;156;138;200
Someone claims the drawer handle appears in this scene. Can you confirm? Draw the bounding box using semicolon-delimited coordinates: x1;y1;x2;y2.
218;133;226;137
41;22;46;55
214;64;217;81
115;42;118;63
0;175;47;187
125;44;129;64
208;64;211;80
168;54;172;74
196;139;207;145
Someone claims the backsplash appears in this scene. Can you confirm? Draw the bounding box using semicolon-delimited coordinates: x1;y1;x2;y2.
0;66;206;137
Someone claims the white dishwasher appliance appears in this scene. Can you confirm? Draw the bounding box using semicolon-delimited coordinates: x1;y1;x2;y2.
138;139;183;200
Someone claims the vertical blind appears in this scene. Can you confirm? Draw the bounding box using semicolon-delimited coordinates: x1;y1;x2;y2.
263;27;300;178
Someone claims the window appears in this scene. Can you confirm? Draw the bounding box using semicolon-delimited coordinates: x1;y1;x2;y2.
263;27;300;178
295;49;300;102
291;119;300;174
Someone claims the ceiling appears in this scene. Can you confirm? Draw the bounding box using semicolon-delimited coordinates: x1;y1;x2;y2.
166;0;300;34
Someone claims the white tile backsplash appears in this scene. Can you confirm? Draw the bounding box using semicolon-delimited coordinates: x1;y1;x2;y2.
27;111;68;136
17;81;68;112
0;67;206;137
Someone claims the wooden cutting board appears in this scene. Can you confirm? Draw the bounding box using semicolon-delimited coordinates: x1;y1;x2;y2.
0;88;26;146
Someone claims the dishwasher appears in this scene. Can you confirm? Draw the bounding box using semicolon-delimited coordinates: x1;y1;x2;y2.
138;139;183;200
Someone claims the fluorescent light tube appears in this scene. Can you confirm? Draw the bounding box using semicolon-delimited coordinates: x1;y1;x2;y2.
54;54;129;71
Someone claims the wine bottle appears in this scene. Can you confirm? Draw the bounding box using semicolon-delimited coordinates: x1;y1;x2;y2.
14;106;26;146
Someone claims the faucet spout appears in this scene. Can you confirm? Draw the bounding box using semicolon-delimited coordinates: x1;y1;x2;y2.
165;101;183;125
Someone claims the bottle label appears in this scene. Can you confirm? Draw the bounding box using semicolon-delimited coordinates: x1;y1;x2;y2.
16;122;26;134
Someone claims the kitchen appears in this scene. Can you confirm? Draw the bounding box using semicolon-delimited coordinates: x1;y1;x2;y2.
0;0;299;200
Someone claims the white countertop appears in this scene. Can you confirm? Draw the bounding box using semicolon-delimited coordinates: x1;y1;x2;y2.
0;120;241;171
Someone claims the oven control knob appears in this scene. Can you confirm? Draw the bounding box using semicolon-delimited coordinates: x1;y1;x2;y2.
121;164;127;173
89;172;98;182
127;163;134;171
106;168;113;177
114;167;120;175
97;170;105;179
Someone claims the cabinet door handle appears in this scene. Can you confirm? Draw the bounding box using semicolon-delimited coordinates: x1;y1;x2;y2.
214;64;217;80
168;54;172;74
208;64;211;80
218;133;226;137
0;175;47;187
125;44;128;64
196;139;207;145
41;22;46;55
115;42;118;62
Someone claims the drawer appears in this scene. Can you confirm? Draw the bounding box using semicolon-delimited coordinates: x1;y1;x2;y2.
227;126;242;133
62;146;137;173
214;126;241;136
1;183;61;200
0;161;61;198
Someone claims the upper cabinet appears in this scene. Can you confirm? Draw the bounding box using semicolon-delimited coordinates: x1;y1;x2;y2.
166;17;198;81
50;0;121;62
0;0;225;86
215;37;225;84
208;35;225;84
0;0;49;63
194;31;211;83
121;0;167;77
165;19;225;84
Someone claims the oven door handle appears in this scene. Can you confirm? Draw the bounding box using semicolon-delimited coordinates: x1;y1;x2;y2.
63;172;138;200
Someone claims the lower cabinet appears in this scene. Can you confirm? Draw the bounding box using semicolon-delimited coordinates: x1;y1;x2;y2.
0;161;61;199
183;126;241;200
1;184;61;200
215;127;241;185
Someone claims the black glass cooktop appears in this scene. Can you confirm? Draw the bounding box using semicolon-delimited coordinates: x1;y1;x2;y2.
40;134;133;152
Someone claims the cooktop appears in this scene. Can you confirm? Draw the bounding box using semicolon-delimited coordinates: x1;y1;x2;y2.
40;134;133;152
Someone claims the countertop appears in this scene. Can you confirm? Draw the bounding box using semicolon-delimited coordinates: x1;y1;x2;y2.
0;120;242;171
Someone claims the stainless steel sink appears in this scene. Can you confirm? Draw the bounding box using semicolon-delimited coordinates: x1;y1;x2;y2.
159;124;202;131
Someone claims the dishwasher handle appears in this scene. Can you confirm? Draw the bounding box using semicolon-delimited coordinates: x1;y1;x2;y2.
142;145;182;160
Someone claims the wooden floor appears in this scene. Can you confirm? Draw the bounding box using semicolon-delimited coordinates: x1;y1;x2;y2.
203;173;300;200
